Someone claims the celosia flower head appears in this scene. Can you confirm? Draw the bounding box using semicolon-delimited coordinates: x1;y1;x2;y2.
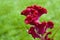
21;5;54;40
21;5;47;17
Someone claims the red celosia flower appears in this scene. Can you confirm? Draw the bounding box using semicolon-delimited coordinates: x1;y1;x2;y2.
21;5;54;40
21;5;47;17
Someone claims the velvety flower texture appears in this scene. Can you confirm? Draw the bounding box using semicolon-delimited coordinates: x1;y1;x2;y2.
21;5;54;40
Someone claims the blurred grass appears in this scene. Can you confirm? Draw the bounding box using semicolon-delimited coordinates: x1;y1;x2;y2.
0;0;60;40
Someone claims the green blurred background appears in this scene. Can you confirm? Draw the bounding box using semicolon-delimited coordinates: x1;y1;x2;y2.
0;0;60;40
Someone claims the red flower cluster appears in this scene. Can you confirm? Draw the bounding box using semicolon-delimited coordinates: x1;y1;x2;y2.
21;5;54;40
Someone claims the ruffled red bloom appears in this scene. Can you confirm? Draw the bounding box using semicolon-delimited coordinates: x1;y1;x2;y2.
21;5;54;40
21;5;47;17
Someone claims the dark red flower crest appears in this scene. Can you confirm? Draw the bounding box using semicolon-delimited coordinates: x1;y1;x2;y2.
21;5;47;17
21;5;54;40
